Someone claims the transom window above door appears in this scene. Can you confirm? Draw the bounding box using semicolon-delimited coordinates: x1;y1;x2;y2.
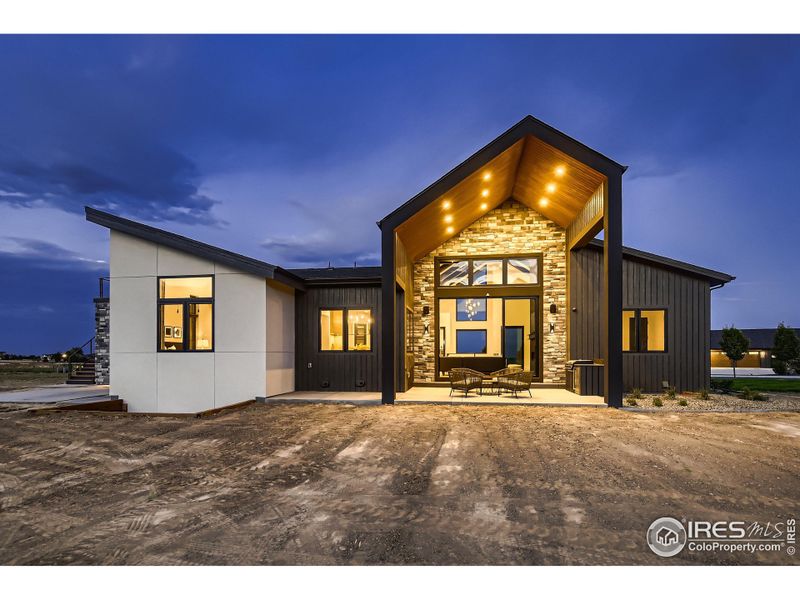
438;256;540;287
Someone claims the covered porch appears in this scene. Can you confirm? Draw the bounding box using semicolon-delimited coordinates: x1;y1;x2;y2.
378;115;626;406
266;387;605;407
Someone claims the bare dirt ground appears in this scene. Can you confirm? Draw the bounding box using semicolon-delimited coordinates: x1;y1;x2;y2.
0;404;798;565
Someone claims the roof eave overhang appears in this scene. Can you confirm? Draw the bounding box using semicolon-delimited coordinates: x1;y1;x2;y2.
85;206;306;291
378;114;627;231
586;239;735;288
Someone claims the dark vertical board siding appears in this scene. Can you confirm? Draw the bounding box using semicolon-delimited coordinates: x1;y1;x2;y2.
570;248;711;392
294;285;382;391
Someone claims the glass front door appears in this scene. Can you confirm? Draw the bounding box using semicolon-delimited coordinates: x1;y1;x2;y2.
503;297;539;377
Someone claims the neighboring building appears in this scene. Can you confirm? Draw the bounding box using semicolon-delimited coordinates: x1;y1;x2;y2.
710;328;799;368
86;115;734;413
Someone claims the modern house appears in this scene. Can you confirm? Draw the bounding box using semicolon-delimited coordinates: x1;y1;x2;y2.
86;115;734;413
710;328;799;369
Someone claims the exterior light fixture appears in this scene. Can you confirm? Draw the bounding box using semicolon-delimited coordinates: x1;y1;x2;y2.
481;189;489;197
442;200;452;210
539;197;549;207
554;165;566;177
444;214;453;224
480;202;488;210
482;172;492;181
546;182;557;193
446;226;454;234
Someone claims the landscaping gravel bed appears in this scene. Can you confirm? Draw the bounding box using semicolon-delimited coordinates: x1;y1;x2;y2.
624;391;800;412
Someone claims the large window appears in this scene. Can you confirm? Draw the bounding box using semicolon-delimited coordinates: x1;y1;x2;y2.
320;308;372;352
158;276;213;351
623;309;667;353
437;256;540;287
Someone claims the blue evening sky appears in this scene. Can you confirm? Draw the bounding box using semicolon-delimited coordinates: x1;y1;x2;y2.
0;35;798;354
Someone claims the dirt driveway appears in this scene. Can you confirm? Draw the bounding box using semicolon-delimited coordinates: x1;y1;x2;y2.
0;404;797;565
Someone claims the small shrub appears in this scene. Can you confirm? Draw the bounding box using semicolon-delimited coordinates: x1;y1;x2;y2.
653;397;663;407
626;397;638;406
678;398;688;407
629;387;643;399
739;387;768;402
710;379;734;394
772;359;788;376
666;386;677;399
699;388;710;400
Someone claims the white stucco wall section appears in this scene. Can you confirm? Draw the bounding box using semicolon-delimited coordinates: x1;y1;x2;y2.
266;281;295;396
109;230;274;413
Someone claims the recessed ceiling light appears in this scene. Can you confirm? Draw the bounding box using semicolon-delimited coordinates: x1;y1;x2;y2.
539;197;549;207
546;182;557;194
554;165;566;177
480;202;488;210
444;214;453;223
446;226;454;234
442;200;452;210
482;172;492;181
481;189;489;197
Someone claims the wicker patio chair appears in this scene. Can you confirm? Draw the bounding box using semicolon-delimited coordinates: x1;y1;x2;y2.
496;370;534;398
449;368;484;397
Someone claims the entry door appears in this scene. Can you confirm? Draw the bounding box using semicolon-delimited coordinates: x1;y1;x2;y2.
503;297;540;378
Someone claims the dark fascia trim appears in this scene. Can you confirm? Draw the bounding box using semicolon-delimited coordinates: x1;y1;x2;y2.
586;239;735;288
377;114;627;230
303;277;382;287
85;207;306;291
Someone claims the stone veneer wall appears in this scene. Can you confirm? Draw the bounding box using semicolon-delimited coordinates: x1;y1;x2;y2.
94;297;110;385
411;199;567;384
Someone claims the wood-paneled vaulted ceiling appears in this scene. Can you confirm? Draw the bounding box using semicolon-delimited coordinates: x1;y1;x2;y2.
395;135;607;261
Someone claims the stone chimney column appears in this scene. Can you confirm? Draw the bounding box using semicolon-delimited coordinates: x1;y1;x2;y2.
94;296;110;385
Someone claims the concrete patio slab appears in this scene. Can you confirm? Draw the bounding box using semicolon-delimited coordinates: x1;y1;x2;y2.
0;384;109;404
266;386;605;407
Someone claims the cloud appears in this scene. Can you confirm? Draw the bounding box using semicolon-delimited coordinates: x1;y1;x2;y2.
261;230;380;267
0;144;222;226
0;238;106;354
0;237;107;271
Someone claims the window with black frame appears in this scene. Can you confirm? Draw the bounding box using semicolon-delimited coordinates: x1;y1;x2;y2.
437;256;540;287
623;309;666;353
158;276;214;351
320;308;372;352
